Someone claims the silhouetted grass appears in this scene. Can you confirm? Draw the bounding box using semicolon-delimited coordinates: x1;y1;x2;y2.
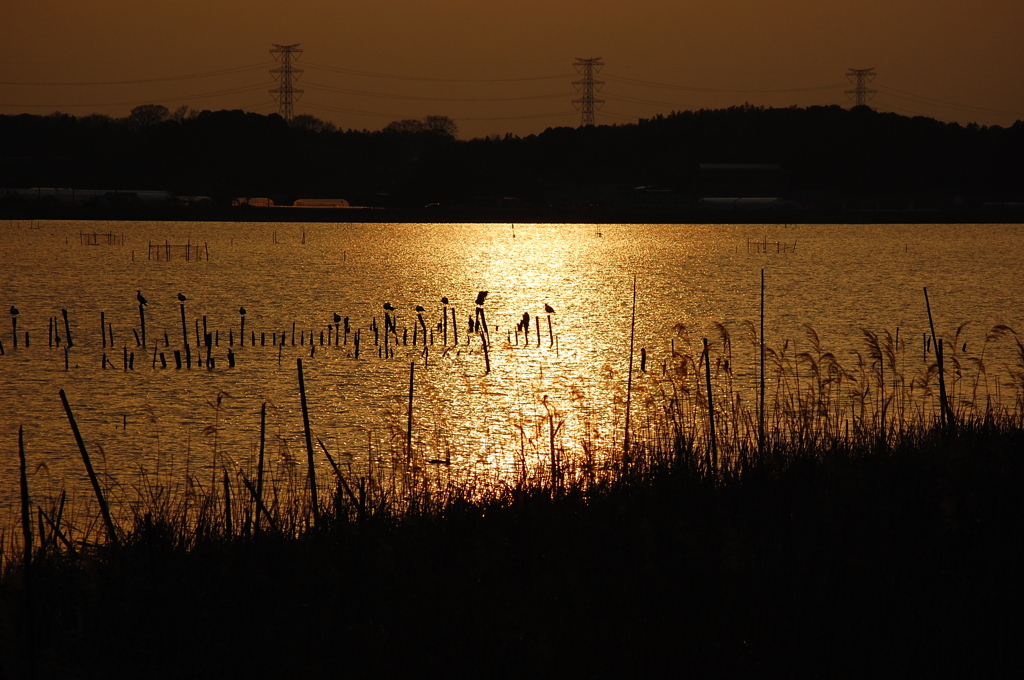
3;324;1024;678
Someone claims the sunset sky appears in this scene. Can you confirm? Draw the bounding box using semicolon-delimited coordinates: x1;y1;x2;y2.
2;0;1022;139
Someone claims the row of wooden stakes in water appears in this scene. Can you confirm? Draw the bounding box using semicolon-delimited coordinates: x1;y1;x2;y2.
2;305;562;373
0;310;73;356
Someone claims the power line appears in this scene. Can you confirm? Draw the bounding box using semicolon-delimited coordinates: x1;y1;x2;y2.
0;63;273;86
455;110;577;122
603;74;845;94
302;61;570;83
603;93;695;109
875;85;1023;117
0;83;271;109
302;100;577;123
303;82;572;103
597;111;640;123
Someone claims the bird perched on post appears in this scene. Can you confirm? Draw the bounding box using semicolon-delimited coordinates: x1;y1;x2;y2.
441;297;449;305
239;306;247;316
544;304;555;314
137;290;148;306
383;302;395;311
177;293;187;302
9;306;18;316
333;313;341;323
475;291;488;306
415;305;425;312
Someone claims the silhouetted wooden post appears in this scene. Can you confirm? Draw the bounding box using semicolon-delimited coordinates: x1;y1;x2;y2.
481;332;491;373
451;307;458;345
18;425;32;573
239;307;246;346
59;389;118;545
296;359;320;523
63;309;75;347
101;312;106;348
179;298;188;348
10;307;18;348
137;291;148;348
442;297;449;345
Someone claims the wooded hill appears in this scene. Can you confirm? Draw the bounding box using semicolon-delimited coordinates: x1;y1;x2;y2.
2;104;1022;212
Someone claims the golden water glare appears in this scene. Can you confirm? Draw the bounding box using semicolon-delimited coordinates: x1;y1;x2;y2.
1;220;1023;527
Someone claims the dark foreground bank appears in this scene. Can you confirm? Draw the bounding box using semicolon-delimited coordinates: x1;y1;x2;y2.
2;423;1022;679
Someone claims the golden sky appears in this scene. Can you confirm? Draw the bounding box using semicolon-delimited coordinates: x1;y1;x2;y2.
2;0;1021;138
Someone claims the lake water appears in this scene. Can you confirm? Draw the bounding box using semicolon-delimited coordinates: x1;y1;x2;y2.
2;220;1023;525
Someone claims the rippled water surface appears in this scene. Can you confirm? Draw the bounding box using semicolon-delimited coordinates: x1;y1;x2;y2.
2;220;1023;519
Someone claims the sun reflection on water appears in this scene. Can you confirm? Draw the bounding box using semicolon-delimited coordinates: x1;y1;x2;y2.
1;220;1024;525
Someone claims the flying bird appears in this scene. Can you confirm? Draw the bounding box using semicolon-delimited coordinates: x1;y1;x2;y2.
475;291;488;306
177;293;187;302
544;304;555;314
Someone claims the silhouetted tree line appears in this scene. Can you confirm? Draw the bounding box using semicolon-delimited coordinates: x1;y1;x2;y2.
1;104;1022;209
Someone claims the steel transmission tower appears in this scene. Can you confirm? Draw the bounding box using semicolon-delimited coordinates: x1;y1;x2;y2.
845;67;877;108
572;57;605;127
270;44;304;121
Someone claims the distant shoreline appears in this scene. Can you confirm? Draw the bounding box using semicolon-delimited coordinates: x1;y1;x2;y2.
2;203;1022;224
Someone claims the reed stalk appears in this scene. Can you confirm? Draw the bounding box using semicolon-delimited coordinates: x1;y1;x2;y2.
703;338;717;473
624;275;637;467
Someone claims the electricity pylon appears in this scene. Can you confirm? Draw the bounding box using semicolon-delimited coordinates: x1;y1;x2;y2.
845;67;877;108
572;57;605;127
270;44;304;121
